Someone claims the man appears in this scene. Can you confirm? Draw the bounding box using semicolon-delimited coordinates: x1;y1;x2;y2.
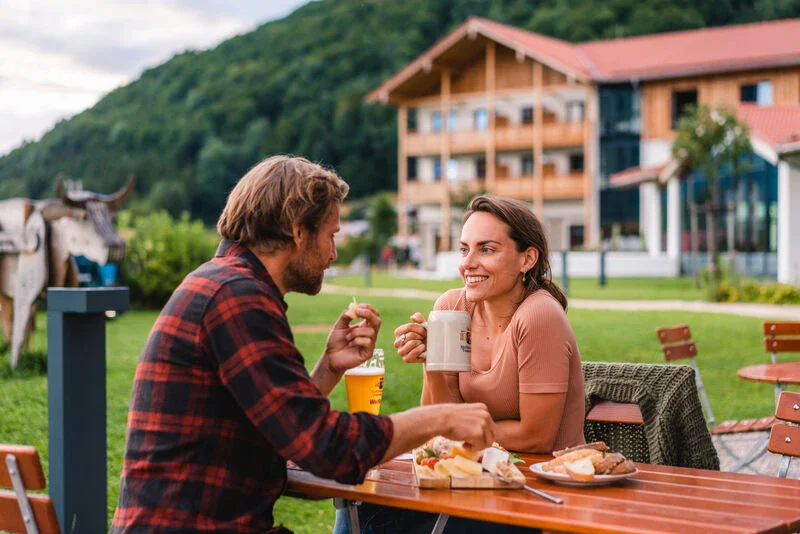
111;155;495;533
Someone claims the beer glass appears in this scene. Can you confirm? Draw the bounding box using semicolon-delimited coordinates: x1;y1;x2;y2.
345;349;385;414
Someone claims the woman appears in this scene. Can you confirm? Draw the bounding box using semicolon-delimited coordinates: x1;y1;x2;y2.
333;195;584;533
396;194;585;453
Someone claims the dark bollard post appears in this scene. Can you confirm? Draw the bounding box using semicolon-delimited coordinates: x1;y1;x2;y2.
598;250;607;287
48;287;129;534
561;250;569;295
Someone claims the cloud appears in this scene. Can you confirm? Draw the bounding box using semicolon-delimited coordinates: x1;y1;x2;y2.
0;0;309;155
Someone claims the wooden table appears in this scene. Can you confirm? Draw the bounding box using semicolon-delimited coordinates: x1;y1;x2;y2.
738;361;800;407
286;453;800;533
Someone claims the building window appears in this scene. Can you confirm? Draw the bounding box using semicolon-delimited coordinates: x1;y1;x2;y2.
569;153;584;172
522;153;534;176
446;159;458;182
474;109;489;131
407;157;418;180
741;81;773;106
433;159;442;181
407;108;418;132
671;89;698;129
569;225;584;249
476;157;486;178
432;112;443;133
566;101;585;122
448;110;458;131
521;107;534;124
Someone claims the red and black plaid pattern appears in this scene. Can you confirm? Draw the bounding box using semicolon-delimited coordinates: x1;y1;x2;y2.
111;241;393;533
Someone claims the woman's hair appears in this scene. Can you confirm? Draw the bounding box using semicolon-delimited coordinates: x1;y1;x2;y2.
217;155;349;254
463;194;567;310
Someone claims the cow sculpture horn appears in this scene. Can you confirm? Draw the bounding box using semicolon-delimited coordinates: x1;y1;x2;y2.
104;175;136;210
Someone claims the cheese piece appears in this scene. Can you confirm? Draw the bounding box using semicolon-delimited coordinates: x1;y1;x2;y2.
480;446;510;474
451;455;483;477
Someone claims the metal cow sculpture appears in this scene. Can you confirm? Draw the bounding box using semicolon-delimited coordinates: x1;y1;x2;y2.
0;176;134;367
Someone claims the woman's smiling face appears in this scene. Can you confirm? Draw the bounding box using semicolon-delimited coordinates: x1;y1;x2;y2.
458;211;530;303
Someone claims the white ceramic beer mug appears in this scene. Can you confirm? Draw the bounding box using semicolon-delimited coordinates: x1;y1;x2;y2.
422;310;472;372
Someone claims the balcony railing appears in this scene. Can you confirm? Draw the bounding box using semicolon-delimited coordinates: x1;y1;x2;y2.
492;172;585;201
404;180;443;203
406;121;585;156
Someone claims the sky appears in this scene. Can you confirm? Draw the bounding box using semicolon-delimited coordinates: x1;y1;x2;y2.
0;0;311;156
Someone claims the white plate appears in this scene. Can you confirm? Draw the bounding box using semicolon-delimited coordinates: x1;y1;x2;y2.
393;452;414;461
529;461;638;487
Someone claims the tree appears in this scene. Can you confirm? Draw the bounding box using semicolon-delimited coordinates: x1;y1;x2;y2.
672;105;752;283
368;193;397;243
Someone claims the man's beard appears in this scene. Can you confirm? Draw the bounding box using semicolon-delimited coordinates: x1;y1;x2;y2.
284;252;326;295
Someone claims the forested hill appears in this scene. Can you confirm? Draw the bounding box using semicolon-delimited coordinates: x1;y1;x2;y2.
2;0;798;223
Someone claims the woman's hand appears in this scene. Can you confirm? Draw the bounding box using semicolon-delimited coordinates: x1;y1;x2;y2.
393;312;428;364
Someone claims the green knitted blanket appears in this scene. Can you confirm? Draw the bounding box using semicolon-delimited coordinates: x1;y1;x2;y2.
582;362;720;471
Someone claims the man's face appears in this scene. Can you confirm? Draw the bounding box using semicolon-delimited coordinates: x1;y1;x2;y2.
284;205;340;295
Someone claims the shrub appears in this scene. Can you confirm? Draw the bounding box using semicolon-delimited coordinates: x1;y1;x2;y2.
118;210;219;308
710;277;800;305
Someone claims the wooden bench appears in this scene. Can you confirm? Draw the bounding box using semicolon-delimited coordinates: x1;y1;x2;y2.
0;444;60;534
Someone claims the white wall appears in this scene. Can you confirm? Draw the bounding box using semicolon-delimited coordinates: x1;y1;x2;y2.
778;156;800;285
640;139;673;168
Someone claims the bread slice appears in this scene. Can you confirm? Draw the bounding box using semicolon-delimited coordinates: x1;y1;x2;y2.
564;457;596;482
345;297;359;320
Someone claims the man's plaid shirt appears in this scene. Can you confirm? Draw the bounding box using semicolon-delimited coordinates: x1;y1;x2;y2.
111;241;393;533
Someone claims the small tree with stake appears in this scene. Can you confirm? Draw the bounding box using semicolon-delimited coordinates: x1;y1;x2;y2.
672;105;752;287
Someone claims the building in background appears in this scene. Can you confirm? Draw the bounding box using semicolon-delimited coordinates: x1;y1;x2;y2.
367;17;800;284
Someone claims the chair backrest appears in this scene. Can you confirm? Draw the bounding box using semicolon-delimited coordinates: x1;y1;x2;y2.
656;324;697;362
0;445;60;534
768;391;800;477
763;321;800;363
655;324;715;427
582;361;719;470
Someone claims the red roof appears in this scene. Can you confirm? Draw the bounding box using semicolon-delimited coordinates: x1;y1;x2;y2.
577;18;800;81
368;16;800;100
608;164;669;188
474;18;591;79
737;104;800;148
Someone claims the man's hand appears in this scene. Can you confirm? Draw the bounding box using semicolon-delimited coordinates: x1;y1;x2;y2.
439;403;496;451
323;302;382;374
381;402;496;462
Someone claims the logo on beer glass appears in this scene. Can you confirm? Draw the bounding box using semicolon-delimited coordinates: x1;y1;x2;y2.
345;349;384;414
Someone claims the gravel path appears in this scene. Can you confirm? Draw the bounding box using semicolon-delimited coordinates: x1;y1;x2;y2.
322;284;800;320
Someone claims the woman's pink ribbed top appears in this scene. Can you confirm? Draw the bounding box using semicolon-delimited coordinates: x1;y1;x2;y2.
434;288;585;451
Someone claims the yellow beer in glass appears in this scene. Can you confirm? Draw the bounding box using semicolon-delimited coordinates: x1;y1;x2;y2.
345;349;384;414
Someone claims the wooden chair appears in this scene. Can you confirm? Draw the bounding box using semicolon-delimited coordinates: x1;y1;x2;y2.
582;362;718;469
763;321;800;404
0;445;60;534
767;391;800;478
656;324;776;438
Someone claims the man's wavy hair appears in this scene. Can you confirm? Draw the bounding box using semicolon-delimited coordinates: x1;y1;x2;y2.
217;155;349;254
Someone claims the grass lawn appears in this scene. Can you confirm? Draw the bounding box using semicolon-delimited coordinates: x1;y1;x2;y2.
0;290;790;533
329;271;707;301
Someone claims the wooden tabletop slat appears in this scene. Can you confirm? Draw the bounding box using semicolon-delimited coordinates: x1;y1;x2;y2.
286;452;800;533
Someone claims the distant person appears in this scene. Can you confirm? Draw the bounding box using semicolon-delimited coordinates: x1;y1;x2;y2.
336;195;585;533
111;155;495;533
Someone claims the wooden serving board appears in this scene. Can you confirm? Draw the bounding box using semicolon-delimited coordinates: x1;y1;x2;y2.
416;474;519;489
